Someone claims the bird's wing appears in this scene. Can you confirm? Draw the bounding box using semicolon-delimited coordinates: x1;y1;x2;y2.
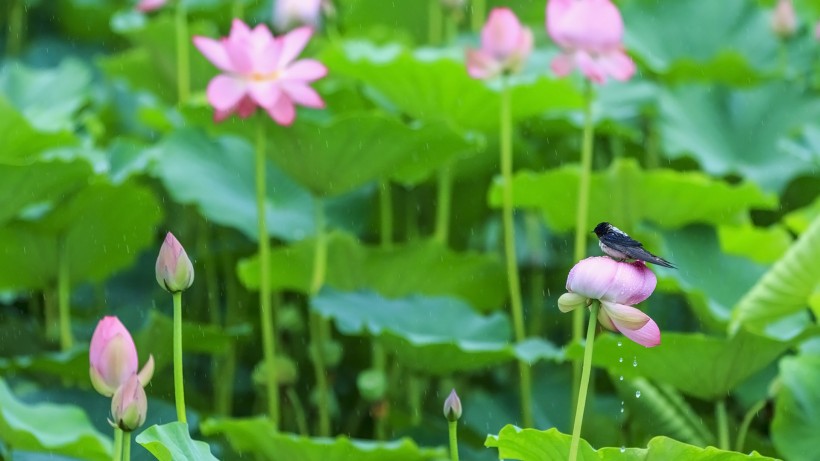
605;232;644;248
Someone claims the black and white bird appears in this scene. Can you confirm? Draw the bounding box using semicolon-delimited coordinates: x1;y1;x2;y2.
592;222;676;269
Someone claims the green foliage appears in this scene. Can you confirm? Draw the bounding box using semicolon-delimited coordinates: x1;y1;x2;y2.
486;424;777;460
201;417;447;461
0;378;112;461
238;232;507;311
136;422;219;461
771;353;820;461
488;159;776;231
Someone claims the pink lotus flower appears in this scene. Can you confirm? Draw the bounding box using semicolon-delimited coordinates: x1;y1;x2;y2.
136;0;166;12
273;0;323;32
193;19;327;125
771;0;797;39
89;316;154;397
546;0;635;84
111;374;148;432
155;232;194;293
558;256;660;347
466;8;533;80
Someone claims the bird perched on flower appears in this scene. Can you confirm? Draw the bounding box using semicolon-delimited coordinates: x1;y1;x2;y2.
593;222;675;269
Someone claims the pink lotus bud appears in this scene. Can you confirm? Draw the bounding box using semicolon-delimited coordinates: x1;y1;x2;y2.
560;257;660;347
546;0;635;83
273;0;323;32
89;316;154;397
155;232;194;293
443;388;462;422
771;0;798;39
110;374;148;432
566;256;656;305
466;8;533;80
135;0;166;12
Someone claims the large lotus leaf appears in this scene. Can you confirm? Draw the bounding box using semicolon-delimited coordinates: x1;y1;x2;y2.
201;416;446;461
485;425;776;461
622;0;775;84
313;289;521;374
0;378;112;461
0;58;91;132
659;83;820;193
134;310;251;373
136;422;218;461
265;113;472;196
487;158;776;232
771;353;820;461
0;158;92;225
237;232;507;311
717;224;792;264
784;196;820;235
322;41;583;131
566;330;801;401
730;215;820;333
0;97;77;164
101;15;216;103
661;226;768;326
0;181;162;289
0;347;88;385
150;128;314;241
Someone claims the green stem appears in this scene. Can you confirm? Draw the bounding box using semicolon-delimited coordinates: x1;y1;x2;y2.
526;213;544;337
428;0;443;45
112;428;123;461
255;116;280;427
735;399;766;453
433;165;453;245
310;199;331;436
448;420;460;461
500;77;533;428
286;387;309;436
716;399;730;450
569;301;599;461
7;0;24;56
175;0;190;105
470;0;485;32
379;181;393;249
122;431;131;461
57;236;73;351
172;291;187;423
408;374;422;426
571;81;595;419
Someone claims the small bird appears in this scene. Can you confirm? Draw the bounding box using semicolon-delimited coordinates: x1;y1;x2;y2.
592;222;676;269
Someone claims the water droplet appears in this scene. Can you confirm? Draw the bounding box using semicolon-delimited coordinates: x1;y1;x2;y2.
619;375;624;381
617;341;622;347
620;446;626;453
635;391;641;398
620;407;624;413
618;357;623;363
632;357;638;367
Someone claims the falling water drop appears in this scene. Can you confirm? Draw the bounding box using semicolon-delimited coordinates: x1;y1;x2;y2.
635;390;641;398
619;375;624;381
632;357;638;367
620;446;626;453
617;341;622;347
619;357;623;363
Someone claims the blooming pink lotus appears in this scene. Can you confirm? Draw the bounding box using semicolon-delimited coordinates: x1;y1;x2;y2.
193;19;327;125
466;8;533;80
546;0;635;84
136;0;166;12
155;232;194;293
89;316;154;397
558;256;660;347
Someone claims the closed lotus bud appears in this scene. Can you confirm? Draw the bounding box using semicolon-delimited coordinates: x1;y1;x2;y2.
273;0;323;32
771;0;797;39
89;316;154;397
136;0;166;12
155;232;194;293
111;374;148;432
443;388;462;422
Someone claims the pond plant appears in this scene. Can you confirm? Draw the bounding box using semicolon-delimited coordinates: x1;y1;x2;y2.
1;0;819;460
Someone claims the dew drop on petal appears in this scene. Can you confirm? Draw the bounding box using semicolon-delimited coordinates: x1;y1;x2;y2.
635;390;641;398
